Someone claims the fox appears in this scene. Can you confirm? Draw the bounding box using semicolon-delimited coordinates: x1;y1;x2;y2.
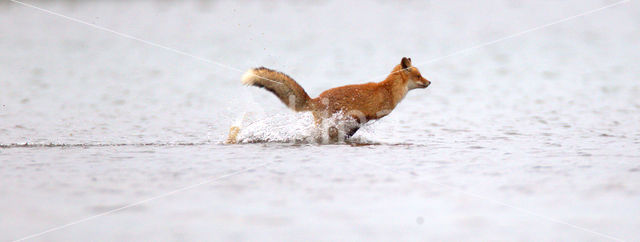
226;57;430;144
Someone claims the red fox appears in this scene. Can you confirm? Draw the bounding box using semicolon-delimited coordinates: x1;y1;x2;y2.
227;57;430;143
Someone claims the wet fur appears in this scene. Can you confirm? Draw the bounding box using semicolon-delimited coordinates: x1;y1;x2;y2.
234;57;430;143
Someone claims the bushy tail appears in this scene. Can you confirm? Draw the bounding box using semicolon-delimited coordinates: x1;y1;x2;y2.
241;67;312;111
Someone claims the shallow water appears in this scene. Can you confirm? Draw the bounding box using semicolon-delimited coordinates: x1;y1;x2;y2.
1;0;640;241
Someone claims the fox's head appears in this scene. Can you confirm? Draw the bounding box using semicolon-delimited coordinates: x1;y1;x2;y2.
395;57;430;90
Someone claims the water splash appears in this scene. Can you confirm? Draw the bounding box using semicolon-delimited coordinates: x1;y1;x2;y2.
236;112;317;143
232;111;407;145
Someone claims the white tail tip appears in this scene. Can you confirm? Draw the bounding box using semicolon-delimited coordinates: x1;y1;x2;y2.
241;69;256;85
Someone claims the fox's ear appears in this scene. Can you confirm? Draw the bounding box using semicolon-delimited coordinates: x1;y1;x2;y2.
401;57;412;69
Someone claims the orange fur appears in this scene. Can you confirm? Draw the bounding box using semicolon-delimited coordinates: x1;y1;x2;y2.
240;57;430;142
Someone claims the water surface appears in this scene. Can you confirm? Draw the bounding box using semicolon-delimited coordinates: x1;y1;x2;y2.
1;1;639;241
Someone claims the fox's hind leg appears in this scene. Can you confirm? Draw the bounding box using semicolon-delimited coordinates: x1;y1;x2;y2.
316;124;340;144
328;126;340;141
312;113;339;143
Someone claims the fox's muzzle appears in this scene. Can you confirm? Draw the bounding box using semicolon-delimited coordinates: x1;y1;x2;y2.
420;79;431;88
